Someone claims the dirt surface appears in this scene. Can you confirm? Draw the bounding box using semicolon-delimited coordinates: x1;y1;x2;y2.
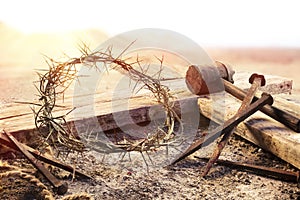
1;133;299;200
1;47;300;199
64;133;300;200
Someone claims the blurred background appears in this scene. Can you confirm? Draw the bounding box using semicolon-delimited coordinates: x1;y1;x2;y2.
0;0;299;102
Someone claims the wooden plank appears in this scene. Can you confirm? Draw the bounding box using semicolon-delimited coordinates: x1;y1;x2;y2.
198;91;300;170
0;72;294;149
0;75;196;141
233;71;292;94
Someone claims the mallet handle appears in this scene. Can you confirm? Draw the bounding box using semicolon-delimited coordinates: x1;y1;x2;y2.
223;79;300;132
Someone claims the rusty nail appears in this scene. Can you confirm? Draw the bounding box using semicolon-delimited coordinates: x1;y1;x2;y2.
195;156;299;183
3;130;68;195
222;77;300;132
171;92;273;165
201;74;266;177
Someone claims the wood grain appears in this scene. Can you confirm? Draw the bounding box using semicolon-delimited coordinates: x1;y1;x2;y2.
198;91;300;170
0;72;294;159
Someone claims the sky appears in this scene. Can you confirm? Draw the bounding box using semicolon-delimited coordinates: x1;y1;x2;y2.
0;0;300;47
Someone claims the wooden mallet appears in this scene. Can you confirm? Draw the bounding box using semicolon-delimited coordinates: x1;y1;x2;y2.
185;62;300;133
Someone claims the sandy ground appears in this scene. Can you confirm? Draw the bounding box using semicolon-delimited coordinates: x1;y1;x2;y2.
2;130;299;200
206;47;300;94
1;46;300;199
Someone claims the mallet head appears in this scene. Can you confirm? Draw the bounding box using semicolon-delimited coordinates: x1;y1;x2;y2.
185;61;235;95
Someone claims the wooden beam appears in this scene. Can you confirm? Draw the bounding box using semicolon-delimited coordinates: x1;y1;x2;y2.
233;71;293;95
198;91;300;170
0;72;294;157
0;76;197;146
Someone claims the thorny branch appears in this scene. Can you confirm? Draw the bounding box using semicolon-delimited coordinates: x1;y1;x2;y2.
33;41;181;158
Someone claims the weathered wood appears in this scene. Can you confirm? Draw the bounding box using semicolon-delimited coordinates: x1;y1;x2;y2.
198;92;300;170
234;71;293;94
0;71;295;157
222;80;300;132
0;75;196;145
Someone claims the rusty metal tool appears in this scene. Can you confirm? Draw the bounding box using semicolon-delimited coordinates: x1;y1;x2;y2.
201;73;265;177
3;130;68;195
186;63;300;132
171;92;273;165
195;156;300;183
222;78;300;132
0;131;91;180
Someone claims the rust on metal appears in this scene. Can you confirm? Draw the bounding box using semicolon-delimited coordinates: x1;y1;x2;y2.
222;79;300;132
185;62;299;132
0;131;91;180
249;73;266;86
201;74;265;177
3;130;68;195
195;156;300;183
171;93;273;165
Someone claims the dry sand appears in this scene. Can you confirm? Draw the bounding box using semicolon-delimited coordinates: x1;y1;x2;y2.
206;47;300;94
0;26;300;199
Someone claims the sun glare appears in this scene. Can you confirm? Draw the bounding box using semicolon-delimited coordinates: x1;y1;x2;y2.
1;13;96;34
1;0;300;46
0;1;104;34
